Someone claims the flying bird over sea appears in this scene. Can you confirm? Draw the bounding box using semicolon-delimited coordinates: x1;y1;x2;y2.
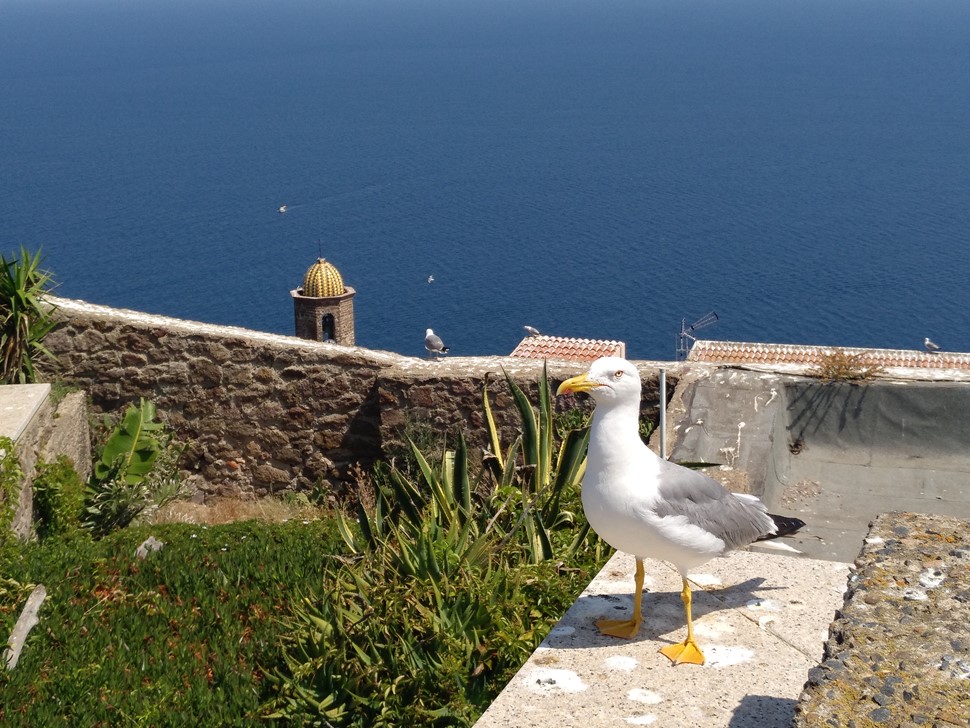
924;337;941;353
557;357;805;665
427;275;434;284
424;328;449;359
523;325;541;336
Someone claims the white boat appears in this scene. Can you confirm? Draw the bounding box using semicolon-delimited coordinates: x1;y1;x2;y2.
278;205;287;214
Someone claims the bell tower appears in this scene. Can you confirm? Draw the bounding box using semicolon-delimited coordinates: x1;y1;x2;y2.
291;257;356;345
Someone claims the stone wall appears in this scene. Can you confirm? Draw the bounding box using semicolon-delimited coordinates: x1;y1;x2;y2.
41;297;671;500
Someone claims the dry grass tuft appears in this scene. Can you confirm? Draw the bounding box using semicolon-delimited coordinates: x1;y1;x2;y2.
811;348;883;382
151;496;326;526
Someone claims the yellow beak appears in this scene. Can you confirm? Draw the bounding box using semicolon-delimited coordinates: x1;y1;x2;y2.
556;372;601;395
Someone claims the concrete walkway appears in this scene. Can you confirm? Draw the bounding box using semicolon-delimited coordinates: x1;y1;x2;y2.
476;550;849;727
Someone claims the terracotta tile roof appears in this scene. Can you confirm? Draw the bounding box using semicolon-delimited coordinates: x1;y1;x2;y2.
510;335;626;362
688;340;970;371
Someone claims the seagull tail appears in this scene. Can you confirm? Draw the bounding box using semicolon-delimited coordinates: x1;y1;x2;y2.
441;346;450;354
757;513;806;541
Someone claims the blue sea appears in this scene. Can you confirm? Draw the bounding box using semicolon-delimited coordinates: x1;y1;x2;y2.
2;0;969;361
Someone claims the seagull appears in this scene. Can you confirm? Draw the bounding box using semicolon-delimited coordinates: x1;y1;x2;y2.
924;337;941;353
424;328;449;359
556;357;805;665
427;275;434;284
523;325;541;337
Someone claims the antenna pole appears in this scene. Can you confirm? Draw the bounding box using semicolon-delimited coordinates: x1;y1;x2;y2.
658;368;667;460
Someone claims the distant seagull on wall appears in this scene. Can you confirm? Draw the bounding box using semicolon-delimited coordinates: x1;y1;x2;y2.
425;328;449;359
924;337;942;353
523;325;541;336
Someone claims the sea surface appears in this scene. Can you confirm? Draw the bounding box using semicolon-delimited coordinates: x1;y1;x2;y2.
2;0;969;361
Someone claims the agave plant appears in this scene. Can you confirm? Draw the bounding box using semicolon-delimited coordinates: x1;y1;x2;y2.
0;246;58;384
265;366;599;725
481;362;591;562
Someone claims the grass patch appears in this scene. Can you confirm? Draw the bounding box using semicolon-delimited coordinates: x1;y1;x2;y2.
0;519;345;726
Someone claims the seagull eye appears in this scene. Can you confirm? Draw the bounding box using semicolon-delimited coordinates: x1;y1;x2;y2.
613;370;624;380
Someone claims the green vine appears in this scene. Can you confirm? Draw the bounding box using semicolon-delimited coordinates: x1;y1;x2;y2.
0;436;24;545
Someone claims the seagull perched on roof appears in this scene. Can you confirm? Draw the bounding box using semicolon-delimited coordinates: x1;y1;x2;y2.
924;337;941;353
523;325;541;337
557;357;804;665
424;328;449;359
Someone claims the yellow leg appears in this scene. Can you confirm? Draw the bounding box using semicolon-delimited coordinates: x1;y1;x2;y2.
659;577;705;665
596;558;644;639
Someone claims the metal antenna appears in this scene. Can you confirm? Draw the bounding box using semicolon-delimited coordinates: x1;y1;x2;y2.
676;311;719;361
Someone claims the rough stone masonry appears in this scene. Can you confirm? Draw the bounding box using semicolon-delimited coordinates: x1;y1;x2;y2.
793;512;970;728
40;297;666;501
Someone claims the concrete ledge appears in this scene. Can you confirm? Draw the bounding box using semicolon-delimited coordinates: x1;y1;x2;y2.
793;512;970;727
0;384;52;539
476;550;849;727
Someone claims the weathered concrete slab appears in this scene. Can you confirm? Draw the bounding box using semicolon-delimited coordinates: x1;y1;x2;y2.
0;384;50;443
476;551;849;728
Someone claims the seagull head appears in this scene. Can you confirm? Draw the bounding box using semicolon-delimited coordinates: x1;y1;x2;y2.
556;356;641;405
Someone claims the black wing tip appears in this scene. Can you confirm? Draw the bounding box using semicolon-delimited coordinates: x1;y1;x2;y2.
759;513;807;540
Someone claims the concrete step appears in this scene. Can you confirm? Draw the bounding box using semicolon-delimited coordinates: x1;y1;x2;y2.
475;550;850;728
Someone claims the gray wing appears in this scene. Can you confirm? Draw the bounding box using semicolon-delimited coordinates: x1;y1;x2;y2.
425;333;444;350
653;459;775;549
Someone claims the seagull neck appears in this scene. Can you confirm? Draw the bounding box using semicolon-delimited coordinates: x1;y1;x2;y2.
590;400;644;450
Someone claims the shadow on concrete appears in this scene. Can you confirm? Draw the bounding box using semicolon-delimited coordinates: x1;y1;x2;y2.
543;576;785;651
786;381;870;443
728;695;798;728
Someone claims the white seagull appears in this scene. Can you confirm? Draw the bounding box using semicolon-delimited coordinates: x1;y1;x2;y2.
424;328;449;359
924;337;941;353
557;357;804;665
523;325;541;337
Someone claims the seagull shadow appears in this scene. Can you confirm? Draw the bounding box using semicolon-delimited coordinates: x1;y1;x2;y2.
728;695;798;728
542;576;790;651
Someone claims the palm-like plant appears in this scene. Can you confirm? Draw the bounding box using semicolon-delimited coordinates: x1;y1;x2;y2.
0;247;57;384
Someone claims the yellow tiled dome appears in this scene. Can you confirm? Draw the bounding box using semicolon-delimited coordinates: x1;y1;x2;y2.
301;258;345;297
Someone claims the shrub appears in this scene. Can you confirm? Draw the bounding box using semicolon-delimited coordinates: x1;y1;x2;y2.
84;398;187;536
32;455;85;540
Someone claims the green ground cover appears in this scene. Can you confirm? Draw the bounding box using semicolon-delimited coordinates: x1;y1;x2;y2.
0;520;345;725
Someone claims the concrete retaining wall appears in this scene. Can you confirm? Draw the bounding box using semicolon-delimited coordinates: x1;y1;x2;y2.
670;370;970;561
40;297;668;500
